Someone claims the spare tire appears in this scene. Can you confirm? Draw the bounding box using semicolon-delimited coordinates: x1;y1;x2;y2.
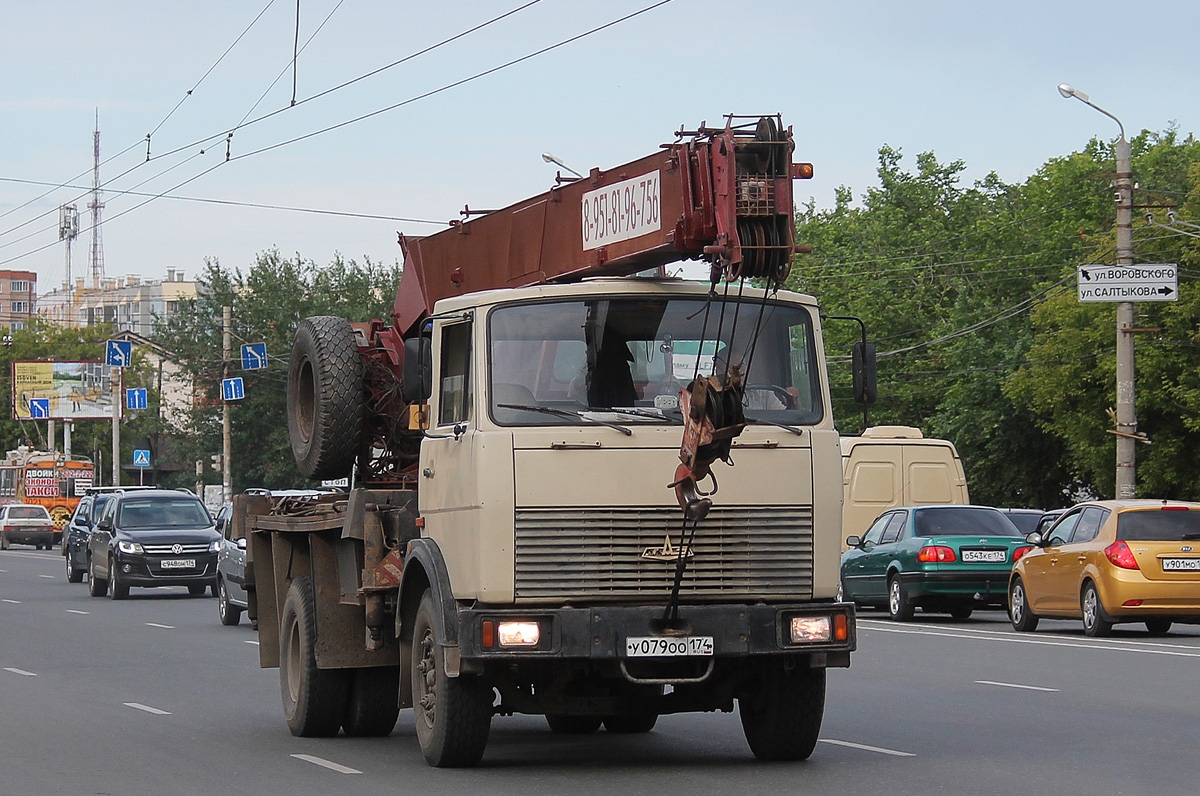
287;316;363;480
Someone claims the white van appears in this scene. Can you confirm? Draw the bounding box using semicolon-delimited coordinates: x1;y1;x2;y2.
840;426;969;549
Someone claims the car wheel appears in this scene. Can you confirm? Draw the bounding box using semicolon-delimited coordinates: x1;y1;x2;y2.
949;606;973;620
217;579;242;626
836;579;846;603
1145;618;1172;635
279;576;350;737
545;714;602;734
887;576;915;621
88;558;108;597
1;535;10;550
1081;582;1113;637
109;558;128;600
738;662;826;761
1009;577;1039;632
412;589;493;767
66;554;84;584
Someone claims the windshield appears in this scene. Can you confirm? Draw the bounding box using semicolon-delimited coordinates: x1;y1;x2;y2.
914;507;1021;538
488;296;823;427
1117;509;1200;541
118;498;212;530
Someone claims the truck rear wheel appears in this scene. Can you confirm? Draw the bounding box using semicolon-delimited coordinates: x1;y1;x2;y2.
342;666;401;737
279;576;349;737
287;316;363;480
412;590;492;767
739;662;826;761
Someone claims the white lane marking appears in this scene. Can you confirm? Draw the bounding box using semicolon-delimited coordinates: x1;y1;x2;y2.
244;640;260;646
862;623;1200;659
4;667;37;676
145;623;175;629
2;599;20;604
66;609;89;615
820;738;916;757
291;754;363;774
125;702;171;715
38;574;54;579
859;619;1200;651
975;680;1059;692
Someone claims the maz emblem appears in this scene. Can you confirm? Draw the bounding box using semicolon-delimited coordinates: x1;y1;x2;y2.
642;535;693;562
1183;546;1194;552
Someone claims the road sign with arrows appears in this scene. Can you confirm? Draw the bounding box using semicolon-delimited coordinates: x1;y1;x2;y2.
1077;264;1178;302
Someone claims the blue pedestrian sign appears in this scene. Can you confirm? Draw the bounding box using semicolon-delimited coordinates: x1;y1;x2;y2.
28;398;50;418
106;339;133;367
133;449;151;467
221;377;245;401
241;343;268;371
127;388;148;410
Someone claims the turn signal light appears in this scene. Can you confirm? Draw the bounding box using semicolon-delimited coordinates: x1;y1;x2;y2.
1104;541;1140;570
1013;546;1034;561
918;545;957;562
791;162;814;179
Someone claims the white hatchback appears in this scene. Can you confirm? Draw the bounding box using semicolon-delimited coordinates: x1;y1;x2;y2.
1;504;57;550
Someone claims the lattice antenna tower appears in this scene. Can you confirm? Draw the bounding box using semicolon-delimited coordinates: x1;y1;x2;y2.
87;110;105;289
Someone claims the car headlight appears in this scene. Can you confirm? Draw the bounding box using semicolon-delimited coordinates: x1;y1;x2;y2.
209;540;221;552
117;540;144;554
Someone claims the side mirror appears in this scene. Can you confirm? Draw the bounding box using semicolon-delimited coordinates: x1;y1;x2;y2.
845;535;862;548
96;519;112;532
1025;531;1043;546
236;538;247;550
852;341;877;405
402;336;432;404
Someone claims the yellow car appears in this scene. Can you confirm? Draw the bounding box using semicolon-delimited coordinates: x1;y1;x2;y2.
1008;500;1200;637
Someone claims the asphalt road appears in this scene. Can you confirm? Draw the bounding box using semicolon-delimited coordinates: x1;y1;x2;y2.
3;545;1198;796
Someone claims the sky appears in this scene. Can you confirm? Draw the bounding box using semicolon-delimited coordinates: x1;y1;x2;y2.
2;0;1198;295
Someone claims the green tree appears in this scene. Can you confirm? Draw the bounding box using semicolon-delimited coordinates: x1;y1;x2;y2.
154;250;401;492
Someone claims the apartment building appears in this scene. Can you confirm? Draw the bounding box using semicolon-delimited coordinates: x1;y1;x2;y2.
37;268;199;335
0;270;38;330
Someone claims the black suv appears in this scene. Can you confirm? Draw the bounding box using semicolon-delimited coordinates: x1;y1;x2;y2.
87;489;218;599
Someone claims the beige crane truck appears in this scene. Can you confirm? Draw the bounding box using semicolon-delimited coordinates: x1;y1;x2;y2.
237;115;861;767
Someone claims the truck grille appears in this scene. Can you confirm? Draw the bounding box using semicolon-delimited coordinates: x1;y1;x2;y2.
514;505;813;601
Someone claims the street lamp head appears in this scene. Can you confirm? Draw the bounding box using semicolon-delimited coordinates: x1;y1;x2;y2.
541;152;584;179
1058;83;1090;102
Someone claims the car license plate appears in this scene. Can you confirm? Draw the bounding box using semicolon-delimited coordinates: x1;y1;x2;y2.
961;550;1006;563
1161;558;1200;572
160;558;196;569
625;636;713;657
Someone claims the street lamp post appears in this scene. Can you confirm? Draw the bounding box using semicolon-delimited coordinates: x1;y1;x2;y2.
1058;83;1137;498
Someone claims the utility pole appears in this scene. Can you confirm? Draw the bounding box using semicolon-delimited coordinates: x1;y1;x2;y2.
1058;84;1136;498
111;365;120;485
223;305;232;503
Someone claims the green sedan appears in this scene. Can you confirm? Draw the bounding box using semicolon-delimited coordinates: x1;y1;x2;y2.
840;505;1031;621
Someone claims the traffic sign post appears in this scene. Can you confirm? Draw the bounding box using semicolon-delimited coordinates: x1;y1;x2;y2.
1077;264;1177;302
241;343;268;370
221;377;245;401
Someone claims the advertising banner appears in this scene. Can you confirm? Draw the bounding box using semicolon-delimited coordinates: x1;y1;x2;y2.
11;361;122;420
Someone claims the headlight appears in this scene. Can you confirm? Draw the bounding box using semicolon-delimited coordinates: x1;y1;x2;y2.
209;540;221;552
117;540;144;555
790;616;832;643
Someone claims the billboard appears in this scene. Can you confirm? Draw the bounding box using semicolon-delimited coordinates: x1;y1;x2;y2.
11;361;123;420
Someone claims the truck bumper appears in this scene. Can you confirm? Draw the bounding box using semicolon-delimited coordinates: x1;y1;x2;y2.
456;602;856;667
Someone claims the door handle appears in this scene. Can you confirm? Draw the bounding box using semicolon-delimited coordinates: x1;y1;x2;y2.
1050;558;1058;566
1077;555;1087;563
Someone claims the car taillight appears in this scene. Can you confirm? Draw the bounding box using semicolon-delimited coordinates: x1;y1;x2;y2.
1104;540;1140;570
918;545;957;562
1013;546;1033;561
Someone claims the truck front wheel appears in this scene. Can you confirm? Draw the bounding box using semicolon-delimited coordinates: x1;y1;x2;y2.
279;577;349;737
411;590;492;767
739;662;826;761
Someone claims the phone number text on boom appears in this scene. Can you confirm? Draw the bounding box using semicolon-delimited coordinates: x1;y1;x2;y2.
581;172;661;250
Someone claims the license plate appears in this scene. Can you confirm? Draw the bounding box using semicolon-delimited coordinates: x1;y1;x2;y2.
1162;558;1200;572
625;636;713;657
160;559;196;569
961;550;1006;563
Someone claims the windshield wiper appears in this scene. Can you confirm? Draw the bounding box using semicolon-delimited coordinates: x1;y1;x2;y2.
597;407;683;424
497;403;632;436
746;416;803;436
